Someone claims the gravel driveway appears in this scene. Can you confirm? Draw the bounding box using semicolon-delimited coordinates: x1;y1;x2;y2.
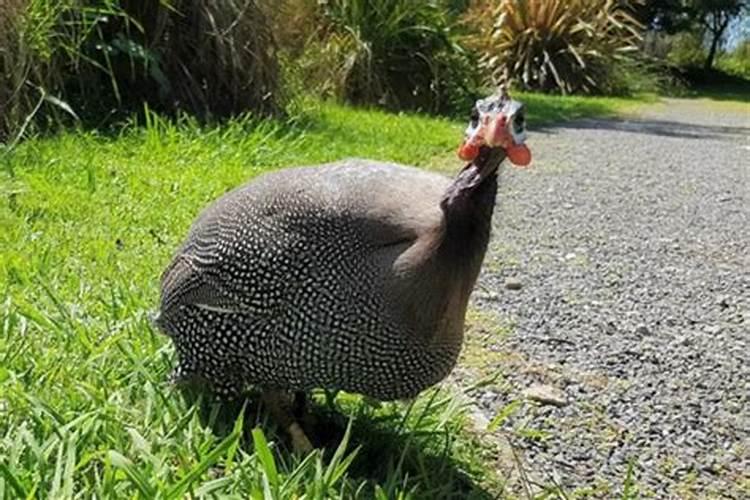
466;98;749;498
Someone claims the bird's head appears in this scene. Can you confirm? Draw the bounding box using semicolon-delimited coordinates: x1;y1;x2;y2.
455;88;532;188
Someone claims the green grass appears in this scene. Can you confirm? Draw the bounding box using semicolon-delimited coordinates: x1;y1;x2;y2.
671;68;750;106
517;92;655;124
0;95;646;498
682;84;750;107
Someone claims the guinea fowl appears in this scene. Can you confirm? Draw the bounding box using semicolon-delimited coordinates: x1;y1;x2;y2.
156;90;531;451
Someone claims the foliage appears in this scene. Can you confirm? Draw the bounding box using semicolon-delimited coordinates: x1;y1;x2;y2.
113;0;282;116
1;0;121;143
718;39;750;77
667;31;709;67
462;0;645;95
636;0;696;32
637;0;749;69
693;0;748;69
273;0;479;115
0;0;281;143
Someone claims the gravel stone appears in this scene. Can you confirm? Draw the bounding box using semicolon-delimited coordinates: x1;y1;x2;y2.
523;384;569;407
504;277;524;290
635;323;650;336
465;99;750;497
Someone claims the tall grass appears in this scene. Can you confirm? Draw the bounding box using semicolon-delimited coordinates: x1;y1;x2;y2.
115;0;281;117
0;0;126;142
0;0;281;143
275;0;479;115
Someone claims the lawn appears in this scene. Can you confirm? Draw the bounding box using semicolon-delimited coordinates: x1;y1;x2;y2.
0;94;646;498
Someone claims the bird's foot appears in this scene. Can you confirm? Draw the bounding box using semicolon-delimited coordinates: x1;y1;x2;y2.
262;389;316;454
287;422;314;453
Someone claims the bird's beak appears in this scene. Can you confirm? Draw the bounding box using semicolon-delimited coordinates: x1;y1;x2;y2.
484;112;532;168
458;111;532;170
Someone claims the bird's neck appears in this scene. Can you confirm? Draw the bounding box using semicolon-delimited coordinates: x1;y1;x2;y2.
408;174;498;349
439;173;497;264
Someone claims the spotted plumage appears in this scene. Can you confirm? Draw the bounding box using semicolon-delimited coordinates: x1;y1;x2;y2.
157;93;526;409
158;159;477;398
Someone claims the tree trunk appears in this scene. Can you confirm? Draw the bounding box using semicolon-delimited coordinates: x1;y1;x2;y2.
704;15;730;71
705;32;720;70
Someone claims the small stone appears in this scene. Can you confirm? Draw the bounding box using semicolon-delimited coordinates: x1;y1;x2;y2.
469;408;491;429
635;324;650;336
479;290;500;301
504;277;523;290
523;384;568;407
675;335;692;346
705;325;721;335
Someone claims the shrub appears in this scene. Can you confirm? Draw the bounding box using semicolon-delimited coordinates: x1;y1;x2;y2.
462;0;645;95
667;31;707;68
1;0;281;143
116;0;281;118
0;0;124;143
274;0;479;115
718;39;750;78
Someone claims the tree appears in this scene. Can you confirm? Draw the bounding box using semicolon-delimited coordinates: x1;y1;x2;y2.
696;1;748;69
638;0;693;32
638;0;747;69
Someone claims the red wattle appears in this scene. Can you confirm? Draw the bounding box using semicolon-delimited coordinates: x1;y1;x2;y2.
458;141;480;161
507;144;532;167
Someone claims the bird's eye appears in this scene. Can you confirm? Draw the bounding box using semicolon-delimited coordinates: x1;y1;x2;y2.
469;108;479;128
513;111;525;134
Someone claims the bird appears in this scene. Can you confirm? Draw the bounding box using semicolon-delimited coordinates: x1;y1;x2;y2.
155;89;531;451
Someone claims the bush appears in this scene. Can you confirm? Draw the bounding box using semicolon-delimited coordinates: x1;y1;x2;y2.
0;0;123;142
1;0;281;143
274;0;479;115
116;0;281;117
718;40;750;79
605;58;673;95
667;31;707;68
462;0;645;95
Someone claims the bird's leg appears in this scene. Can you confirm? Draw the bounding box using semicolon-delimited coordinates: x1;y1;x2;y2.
293;391;307;416
293;390;319;431
261;389;314;453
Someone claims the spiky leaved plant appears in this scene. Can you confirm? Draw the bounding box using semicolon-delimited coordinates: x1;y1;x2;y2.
463;0;644;94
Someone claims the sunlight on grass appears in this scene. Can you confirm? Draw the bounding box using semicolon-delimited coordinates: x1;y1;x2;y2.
517;92;655;125
0;97;643;497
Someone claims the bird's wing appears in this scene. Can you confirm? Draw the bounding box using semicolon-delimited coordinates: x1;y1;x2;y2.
314;160;450;248
159;187;297;318
159;253;244;314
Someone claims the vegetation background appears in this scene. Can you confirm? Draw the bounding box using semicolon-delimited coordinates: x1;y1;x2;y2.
1;0;748;498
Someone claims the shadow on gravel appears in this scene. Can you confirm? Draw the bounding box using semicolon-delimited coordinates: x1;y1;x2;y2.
550;118;750;142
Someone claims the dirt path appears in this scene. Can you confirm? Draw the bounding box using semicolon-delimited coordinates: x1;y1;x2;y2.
463;98;749;498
